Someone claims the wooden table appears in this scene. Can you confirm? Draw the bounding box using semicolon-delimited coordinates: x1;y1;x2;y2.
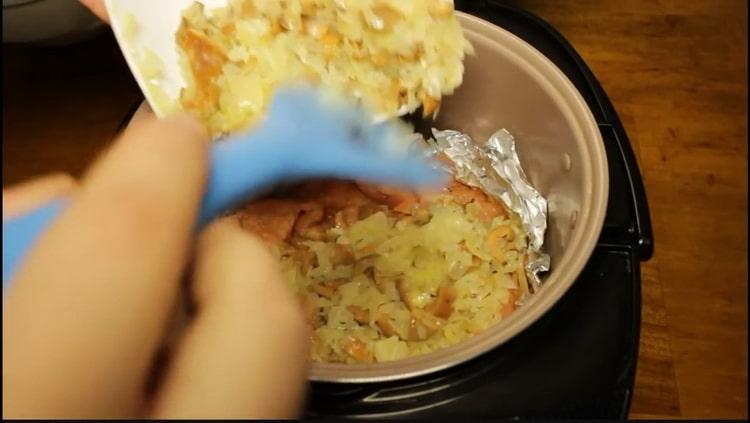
3;1;747;419
509;1;748;418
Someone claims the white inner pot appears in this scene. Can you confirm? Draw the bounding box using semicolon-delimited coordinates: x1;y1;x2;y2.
308;12;609;383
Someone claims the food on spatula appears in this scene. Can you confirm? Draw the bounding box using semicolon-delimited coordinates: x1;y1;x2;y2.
176;0;472;135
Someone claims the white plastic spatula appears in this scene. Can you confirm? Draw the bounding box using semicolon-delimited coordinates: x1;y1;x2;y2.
2;1;444;288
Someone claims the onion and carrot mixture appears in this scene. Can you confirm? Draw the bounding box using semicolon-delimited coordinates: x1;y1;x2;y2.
176;0;472;136
232;179;530;363
174;0;526;363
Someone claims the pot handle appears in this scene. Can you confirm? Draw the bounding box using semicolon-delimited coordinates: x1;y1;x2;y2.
601;124;654;260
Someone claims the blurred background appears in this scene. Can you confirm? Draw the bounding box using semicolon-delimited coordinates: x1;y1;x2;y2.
3;0;106;45
2;0;747;419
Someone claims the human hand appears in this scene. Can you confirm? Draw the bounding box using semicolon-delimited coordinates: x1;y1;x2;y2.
79;0;109;23
2;115;310;419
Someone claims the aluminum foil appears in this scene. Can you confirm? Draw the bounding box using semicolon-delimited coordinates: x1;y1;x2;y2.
427;128;550;289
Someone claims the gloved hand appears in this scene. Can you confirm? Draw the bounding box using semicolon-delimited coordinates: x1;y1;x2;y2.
3;87;444;286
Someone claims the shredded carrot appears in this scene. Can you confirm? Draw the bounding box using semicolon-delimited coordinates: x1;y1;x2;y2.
499;289;521;318
176;28;227;112
516;267;530;296
348;306;370;324
488;226;514;261
335;205;361;228
408;316;422;341
421;94;441;117
356;183;419;214
376;313;399;338
396;279;415;310
342;336;371;363
426;287;457;318
332;244;354;266
343;206;360;226
311;281;341;299
295;247;314;273
412;308;443;332
294;204;325;235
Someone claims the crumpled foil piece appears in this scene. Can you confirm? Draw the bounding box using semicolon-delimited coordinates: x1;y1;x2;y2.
427;128;551;289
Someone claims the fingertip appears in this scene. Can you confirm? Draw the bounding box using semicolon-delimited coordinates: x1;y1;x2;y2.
2;173;78;220
48;172;78;188
195;217;306;330
79;0;109;23
109;112;211;186
158;114;211;145
124;112;209;144
153;215;309;419
196;217;251;255
193;217;288;309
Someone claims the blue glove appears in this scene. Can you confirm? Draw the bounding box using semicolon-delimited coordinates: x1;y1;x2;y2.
3;87;443;288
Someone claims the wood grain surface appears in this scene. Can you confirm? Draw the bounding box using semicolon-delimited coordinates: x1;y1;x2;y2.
507;1;748;418
2;0;747;419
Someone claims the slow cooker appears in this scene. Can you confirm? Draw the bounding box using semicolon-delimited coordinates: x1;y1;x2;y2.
115;1;653;418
